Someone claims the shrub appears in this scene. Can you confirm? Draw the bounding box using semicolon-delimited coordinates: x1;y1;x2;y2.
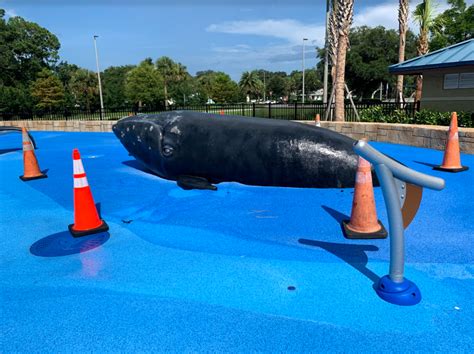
359;107;473;128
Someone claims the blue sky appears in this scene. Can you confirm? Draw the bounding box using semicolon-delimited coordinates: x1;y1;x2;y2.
2;0;468;81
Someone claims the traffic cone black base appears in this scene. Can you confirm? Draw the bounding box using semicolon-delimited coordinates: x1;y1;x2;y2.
342;219;387;239
68;220;109;238
19;174;48;181
433;165;468;173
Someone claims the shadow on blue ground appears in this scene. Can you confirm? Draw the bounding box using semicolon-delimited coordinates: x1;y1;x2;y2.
298;239;380;283
122;159;154;175
413;160;438;168
0;148;22;155
30;231;110;257
322;205;349;223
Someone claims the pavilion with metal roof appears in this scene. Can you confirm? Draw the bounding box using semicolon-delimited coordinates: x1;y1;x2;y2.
389;39;474;112
389;39;474;75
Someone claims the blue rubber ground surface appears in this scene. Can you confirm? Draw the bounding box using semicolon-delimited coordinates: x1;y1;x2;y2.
1;131;473;352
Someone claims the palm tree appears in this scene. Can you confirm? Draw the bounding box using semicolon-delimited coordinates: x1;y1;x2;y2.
239;71;263;102
396;0;409;103
333;0;354;121
328;0;339;85
413;0;441;102
156;57;187;108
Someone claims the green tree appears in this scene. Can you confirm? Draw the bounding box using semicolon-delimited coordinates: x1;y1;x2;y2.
169;73;205;105
70;68;99;111
1;12;60;85
396;0;410;102
267;73;289;101
239;71;263;102
54;61;79;110
288;70;303;101
196;71;241;103
196;71;217;102
30;68;65;110
155;56;187;107
304;69;322;95
333;0;354;121
209;72;240;103
0;84;34;113
430;0;474;50
0;10;60;113
0;9;11;86
345;26;417;99
103;65;135;108
413;0;442;102
125;60;164;107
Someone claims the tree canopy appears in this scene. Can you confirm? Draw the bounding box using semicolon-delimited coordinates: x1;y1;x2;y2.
1;3;471;114
345;26;417;98
125;60;164;107
30;68;64;110
429;0;474;51
1;11;60;86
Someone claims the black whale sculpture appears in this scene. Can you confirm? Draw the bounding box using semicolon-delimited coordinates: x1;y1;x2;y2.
113;111;376;190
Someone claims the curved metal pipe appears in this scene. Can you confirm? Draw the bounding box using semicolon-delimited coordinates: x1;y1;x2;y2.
354;140;445;190
0;127;37;149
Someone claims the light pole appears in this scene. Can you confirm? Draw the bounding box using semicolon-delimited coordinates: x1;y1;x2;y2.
323;0;330;104
302;38;308;104
93;35;105;119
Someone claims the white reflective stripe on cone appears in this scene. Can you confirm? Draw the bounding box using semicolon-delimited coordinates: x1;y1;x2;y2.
73;159;85;175
74;176;89;188
23;142;34;152
22;132;30;144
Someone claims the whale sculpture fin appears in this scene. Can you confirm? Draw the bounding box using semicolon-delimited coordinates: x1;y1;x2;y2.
177;175;217;191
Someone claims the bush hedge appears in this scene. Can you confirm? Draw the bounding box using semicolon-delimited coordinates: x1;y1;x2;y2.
359;106;474;128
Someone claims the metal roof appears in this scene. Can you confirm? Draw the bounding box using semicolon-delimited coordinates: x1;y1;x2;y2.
389;39;474;74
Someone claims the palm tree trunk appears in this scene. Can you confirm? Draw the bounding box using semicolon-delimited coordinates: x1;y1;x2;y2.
164;84;168;109
414;33;429;102
333;0;353;122
396;0;409;103
334;36;348;121
415;75;423;102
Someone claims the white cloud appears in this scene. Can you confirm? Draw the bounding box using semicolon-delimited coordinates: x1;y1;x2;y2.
207;19;325;46
204;0;468;77
353;2;399;29
206;19;323;71
212;44;252;54
4;8;18;18
354;1;451;31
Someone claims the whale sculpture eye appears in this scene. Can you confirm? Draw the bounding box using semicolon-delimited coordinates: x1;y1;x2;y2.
162;145;174;157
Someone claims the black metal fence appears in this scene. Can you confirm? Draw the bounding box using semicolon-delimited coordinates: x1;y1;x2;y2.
0;101;420;122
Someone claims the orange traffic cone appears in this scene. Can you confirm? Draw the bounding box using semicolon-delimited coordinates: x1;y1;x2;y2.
315;113;321;127
68;148;108;238
434;112;468;172
342;156;387;239
19;127;47;181
220;109;224;115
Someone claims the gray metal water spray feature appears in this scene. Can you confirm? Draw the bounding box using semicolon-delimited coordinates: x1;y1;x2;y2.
353;140;445;305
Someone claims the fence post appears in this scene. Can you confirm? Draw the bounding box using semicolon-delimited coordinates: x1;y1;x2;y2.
241;103;245;116
294;102;298;120
268;102;271;119
252;103;256;117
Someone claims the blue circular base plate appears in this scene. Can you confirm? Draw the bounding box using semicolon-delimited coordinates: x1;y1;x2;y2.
375;275;421;306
